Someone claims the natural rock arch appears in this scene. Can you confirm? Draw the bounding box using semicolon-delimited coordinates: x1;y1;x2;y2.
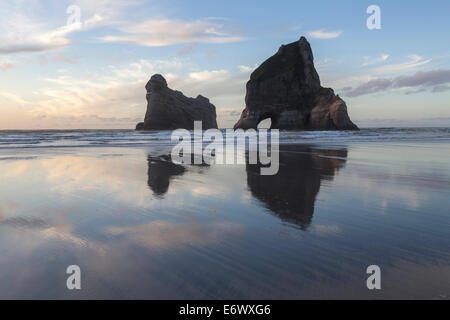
257;113;276;129
234;37;359;131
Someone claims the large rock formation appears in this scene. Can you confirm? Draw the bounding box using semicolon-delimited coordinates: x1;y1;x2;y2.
234;37;359;130
136;74;218;130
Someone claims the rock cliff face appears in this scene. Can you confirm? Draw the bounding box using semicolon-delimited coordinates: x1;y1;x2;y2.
234;37;358;130
136;74;218;130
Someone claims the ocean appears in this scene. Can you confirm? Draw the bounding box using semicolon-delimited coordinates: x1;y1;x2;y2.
0;127;449;299
1;127;449;149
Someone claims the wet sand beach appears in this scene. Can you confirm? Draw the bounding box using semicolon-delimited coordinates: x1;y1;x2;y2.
0;128;449;299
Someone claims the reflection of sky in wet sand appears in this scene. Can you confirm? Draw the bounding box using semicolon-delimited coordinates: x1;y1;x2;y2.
0;143;450;299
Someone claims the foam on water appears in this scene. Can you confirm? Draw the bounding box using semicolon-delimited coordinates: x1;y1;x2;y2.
0;127;448;149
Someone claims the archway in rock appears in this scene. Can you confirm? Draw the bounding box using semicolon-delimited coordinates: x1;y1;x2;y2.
257;118;272;129
257;113;278;129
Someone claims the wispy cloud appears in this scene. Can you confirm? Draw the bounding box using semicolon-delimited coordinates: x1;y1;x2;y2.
50;53;78;65
0;1;241;55
0;61;15;71
361;53;389;67
238;64;258;73
0;25;72;55
342;69;450;97
373;54;431;75
324;54;434;93
187;69;230;82
99;18;244;47
342;78;392;97
0;3;104;55
307;29;342;39
176;43;198;56
355;117;450;128
0;58;250;129
0;92;28;105
107;221;243;248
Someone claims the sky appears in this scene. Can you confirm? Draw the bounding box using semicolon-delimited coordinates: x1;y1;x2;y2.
0;0;449;129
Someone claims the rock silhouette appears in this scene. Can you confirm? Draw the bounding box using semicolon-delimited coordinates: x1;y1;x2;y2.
136;74;218;130
234;37;359;130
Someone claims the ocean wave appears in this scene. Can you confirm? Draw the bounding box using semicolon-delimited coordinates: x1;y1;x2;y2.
0;128;448;149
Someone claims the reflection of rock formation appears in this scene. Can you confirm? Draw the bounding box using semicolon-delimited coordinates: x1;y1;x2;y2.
146;154;210;196
246;146;347;229
147;155;185;196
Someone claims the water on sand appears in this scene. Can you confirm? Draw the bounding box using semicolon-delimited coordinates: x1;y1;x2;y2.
0;128;449;299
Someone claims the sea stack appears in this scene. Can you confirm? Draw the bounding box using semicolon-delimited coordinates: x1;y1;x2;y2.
234;37;359;130
136;74;218;130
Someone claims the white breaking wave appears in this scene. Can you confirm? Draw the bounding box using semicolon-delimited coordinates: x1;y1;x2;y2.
0;128;448;149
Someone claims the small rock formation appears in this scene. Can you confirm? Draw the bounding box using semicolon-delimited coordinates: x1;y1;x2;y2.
136;74;218;130
234;37;359;130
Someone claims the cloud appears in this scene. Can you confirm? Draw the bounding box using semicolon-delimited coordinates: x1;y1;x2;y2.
0;8;105;55
99;18;244;47
0;2;242;57
342;78;393;97
107;221;243;248
52;53;78;65
176;43;198;56
0;59;161;128
0;4;105;55
0;58;249;129
307;29;342;39
228;110;242;117
355;117;450;128
361;53;389;67
373;54;431;75
310;224;341;236
432;85;450;93
342;69;450;97
188;69;230;82
239;64;258;73
0;1;137;55
35;53;79;66
0;61;15;71
323;54;434;92
0;92;28;106
0;27;70;54
394;69;450;87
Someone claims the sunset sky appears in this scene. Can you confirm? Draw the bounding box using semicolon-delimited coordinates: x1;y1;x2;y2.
1;0;449;129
